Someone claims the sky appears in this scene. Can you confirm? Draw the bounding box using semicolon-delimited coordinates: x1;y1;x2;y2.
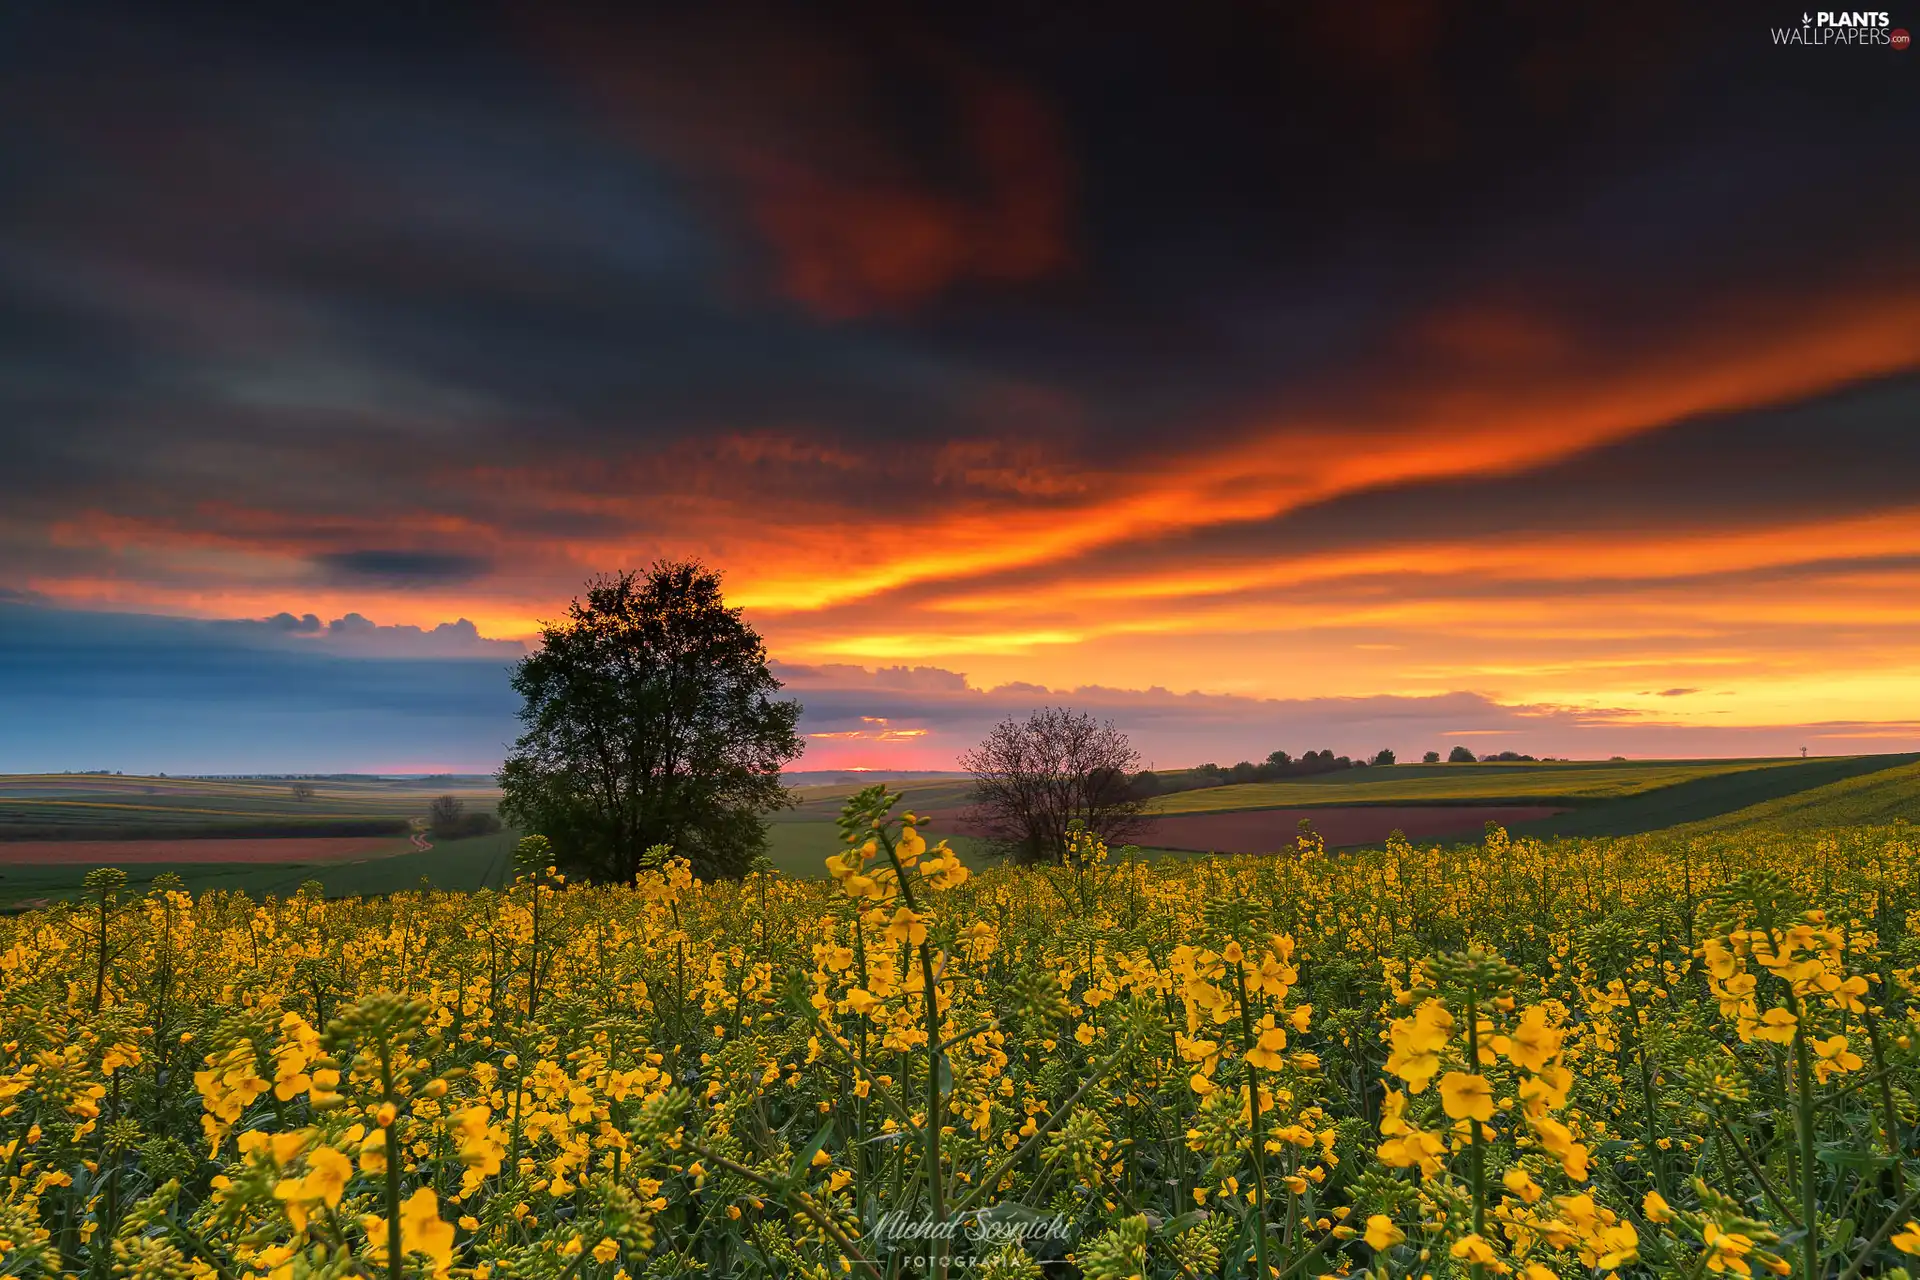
2;3;1918;774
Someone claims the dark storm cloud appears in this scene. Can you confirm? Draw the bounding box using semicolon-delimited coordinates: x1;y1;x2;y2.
2;0;1913;525
1276;375;1920;545
315;551;494;584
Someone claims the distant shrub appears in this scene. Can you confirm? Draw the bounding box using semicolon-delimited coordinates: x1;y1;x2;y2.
427;795;504;841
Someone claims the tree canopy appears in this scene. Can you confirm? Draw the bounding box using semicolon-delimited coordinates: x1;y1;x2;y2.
498;563;803;881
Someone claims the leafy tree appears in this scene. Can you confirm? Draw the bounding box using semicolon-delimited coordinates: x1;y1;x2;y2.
960;707;1145;864
1423;750;1441;764
498;563;803;881
1371;748;1396;766
1448;745;1477;763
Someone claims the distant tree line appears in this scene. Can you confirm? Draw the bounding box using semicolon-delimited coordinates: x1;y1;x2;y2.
1123;747;1399;800
1429;748;1550;764
1113;744;1568;801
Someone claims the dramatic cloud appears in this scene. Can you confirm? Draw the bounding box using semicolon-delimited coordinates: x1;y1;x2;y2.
0;5;1915;767
314;551;494;585
0;604;524;774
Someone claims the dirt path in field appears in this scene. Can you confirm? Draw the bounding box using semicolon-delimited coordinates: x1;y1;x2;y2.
0;836;409;865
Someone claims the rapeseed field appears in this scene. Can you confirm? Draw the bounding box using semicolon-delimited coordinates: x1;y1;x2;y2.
3;787;1917;1280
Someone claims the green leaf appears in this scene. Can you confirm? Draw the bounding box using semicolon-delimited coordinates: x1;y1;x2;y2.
787;1119;836;1183
1816;1146;1894;1173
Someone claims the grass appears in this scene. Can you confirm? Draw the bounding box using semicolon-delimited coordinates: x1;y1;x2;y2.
1675;757;1920;832
761;819;997;879
1141;756;1896;813
775;778;978;822
0;829;520;908
1504;752;1919;838
0;774;500;840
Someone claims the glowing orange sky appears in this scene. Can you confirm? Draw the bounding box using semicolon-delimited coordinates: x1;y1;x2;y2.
19;287;1920;760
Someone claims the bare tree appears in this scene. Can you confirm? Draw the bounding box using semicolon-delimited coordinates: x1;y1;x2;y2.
289;781;316;801
959;707;1146;864
428;794;465;832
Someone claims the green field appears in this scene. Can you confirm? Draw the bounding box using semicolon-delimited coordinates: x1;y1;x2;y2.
1675;757;1920;832
1141;758;1823;813
777;777;977;821
1503;753;1919;838
4;753;1915;906
0;828;520;908
0;773;501;840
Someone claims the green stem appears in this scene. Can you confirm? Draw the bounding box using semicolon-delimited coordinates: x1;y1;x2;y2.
886;832;947;1280
382;1049;403;1280
1466;992;1486;1244
1860;1010;1905;1197
1789;994;1817;1280
1711;1114;1798;1226
1834;1186;1920;1280
1233;965;1271;1280
952;1034;1136;1214
93;889;110;1013
686;1142;887;1280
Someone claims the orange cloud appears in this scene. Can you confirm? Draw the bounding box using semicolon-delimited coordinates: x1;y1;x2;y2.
13;255;1920;758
